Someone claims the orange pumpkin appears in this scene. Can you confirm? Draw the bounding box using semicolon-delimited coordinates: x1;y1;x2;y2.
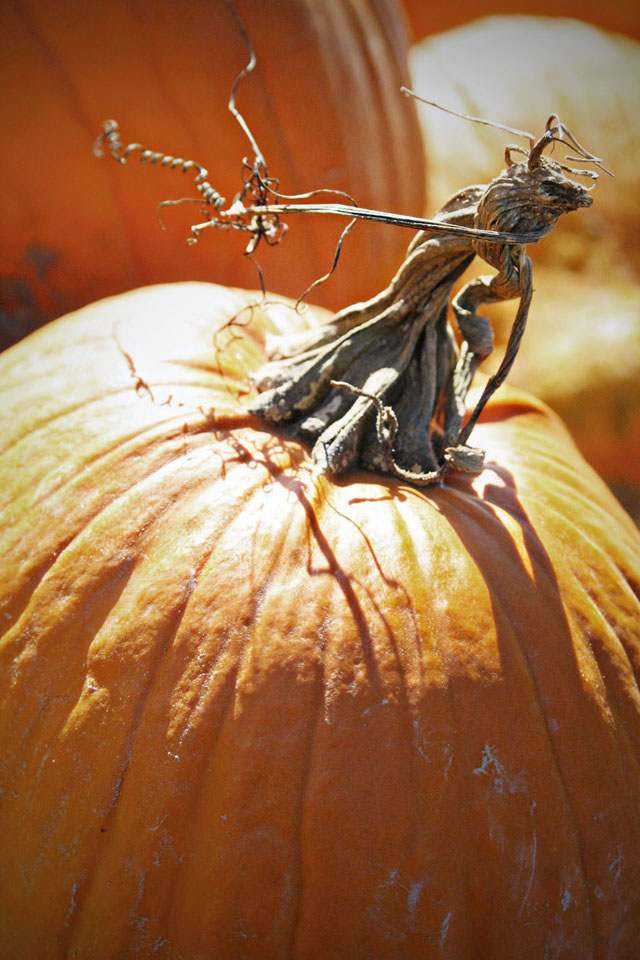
401;0;640;43
0;0;424;348
1;282;640;958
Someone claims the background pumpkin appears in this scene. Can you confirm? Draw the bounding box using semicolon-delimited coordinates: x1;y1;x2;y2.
409;16;640;279
1;282;639;958
407;15;640;505
485;271;640;521
0;0;424;349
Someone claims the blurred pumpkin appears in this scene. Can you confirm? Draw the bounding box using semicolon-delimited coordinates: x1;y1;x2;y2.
408;15;640;506
409;16;640;277
0;0;424;349
482;269;640;514
1;282;639;958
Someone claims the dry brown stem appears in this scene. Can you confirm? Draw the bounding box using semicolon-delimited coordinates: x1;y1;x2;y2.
94;60;606;487
250;121;601;484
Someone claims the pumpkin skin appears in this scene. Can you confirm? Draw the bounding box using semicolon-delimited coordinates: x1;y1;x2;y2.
1;283;640;959
0;0;424;348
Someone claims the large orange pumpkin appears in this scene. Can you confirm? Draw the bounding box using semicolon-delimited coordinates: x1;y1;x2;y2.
0;0;424;347
1;282;639;958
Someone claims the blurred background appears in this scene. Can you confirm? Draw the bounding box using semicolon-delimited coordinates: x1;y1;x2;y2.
1;0;638;516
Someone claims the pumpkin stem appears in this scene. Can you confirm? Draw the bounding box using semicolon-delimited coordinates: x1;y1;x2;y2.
249;140;600;485
93;106;602;486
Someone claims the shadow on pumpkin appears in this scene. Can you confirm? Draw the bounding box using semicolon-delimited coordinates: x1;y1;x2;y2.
430;463;637;945
235;441;604;944
243;426;586;717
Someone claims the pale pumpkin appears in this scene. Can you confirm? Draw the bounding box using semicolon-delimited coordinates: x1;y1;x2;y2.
409;17;640;277
0;0;424;348
408;15;640;503
1;282;639;958
482;269;640;512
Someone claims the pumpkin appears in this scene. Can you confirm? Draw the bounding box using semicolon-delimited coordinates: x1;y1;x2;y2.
407;15;640;506
409;17;640;278
1;282;640;958
483;269;640;514
0;0;424;348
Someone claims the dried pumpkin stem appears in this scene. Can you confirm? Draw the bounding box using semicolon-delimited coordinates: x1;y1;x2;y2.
250;123;600;484
94;104;605;487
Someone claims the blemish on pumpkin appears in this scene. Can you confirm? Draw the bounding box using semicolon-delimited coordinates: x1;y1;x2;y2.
130;869;148;930
65;881;78;922
373;868;428;935
560;883;575;912
407;880;424;929
360;698;390;723
439;910;451;950
517;829;538;918
472;743;539;918
473;744;534;809
608;845;624;883
22;243;61;280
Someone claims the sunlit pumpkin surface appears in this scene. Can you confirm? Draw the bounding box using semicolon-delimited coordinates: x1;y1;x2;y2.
1;283;639;959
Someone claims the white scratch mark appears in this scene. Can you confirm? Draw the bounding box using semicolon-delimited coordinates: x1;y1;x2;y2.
407;881;424;929
473;744;526;798
413;719;431;763
517;829;538;918
560;884;574;912
413;721;453;781
374;868;428;933
361;699;389;722
440;910;451;950
608;846;623;884
149;814;168;833
473;744;539;918
443;742;453;781
66;881;78;921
